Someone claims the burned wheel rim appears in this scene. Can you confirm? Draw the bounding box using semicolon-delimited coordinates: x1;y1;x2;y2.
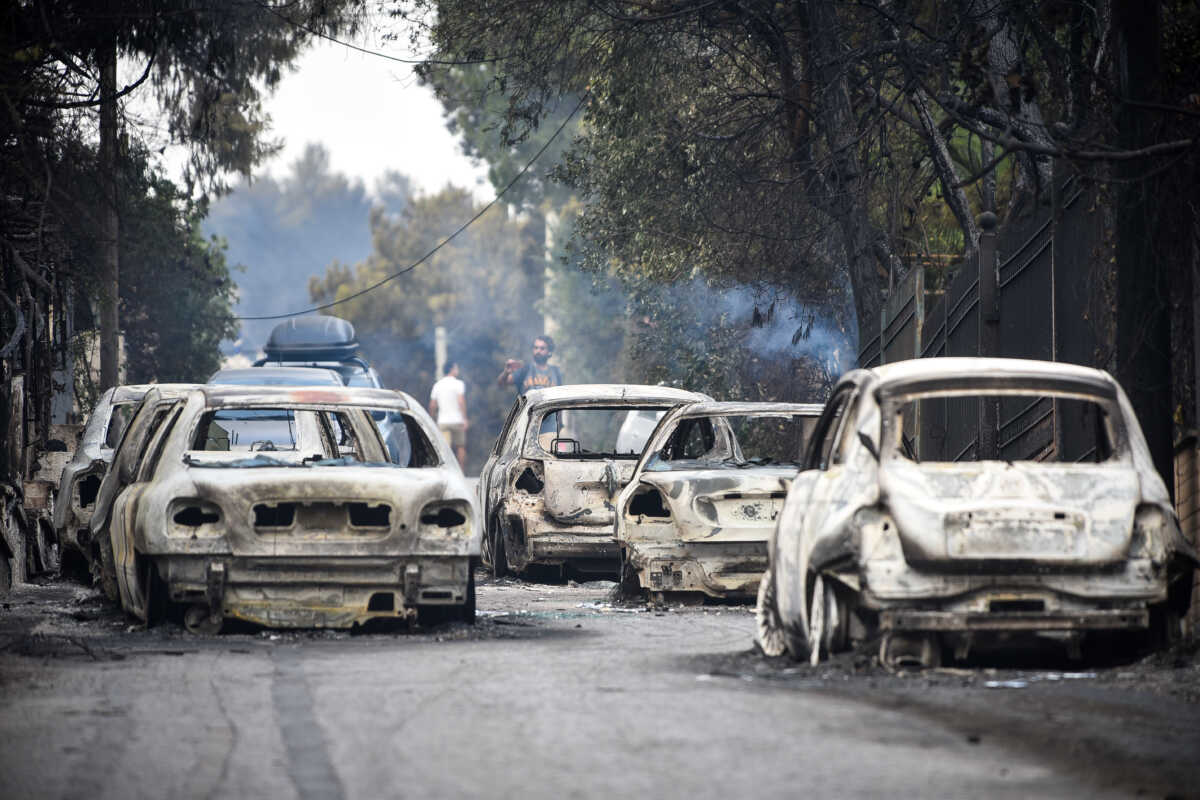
754;570;787;658
809;574;827;666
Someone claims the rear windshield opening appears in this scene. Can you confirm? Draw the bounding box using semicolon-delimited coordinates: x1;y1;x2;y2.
537;406;673;458
653;414;819;469
192;409;300;453
890;394;1117;463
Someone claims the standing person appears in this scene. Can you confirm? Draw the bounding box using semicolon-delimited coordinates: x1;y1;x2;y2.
498;334;564;395
429;362;468;467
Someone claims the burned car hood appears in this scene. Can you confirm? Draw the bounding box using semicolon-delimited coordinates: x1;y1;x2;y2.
879;459;1140;565
637;467;797;542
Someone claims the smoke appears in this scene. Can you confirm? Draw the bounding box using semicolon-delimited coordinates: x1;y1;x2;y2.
660;276;857;378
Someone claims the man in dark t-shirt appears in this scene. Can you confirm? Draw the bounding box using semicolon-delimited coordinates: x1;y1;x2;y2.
498;334;564;395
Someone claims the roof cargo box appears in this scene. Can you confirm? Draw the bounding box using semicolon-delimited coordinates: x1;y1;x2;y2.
264;316;359;361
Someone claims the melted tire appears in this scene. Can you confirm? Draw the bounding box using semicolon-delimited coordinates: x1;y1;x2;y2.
617;548;642;599
492;530;509;579
94;534;119;604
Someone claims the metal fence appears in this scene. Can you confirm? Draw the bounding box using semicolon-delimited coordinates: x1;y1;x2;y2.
856;176;1101;463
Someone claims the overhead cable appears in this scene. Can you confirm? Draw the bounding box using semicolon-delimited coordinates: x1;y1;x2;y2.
235;94;587;321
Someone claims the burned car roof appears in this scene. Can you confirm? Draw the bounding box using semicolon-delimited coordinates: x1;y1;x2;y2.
664;401;826;418
195;384;411;410
867;357;1119;398
522;384;708;409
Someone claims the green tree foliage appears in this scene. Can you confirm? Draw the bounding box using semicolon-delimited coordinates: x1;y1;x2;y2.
399;0;1199;342
0;1;364;410
51;142;238;388
419;19;853;399
309;186;540;470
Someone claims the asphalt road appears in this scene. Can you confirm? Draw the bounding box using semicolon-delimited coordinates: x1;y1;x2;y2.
1;575;1198;799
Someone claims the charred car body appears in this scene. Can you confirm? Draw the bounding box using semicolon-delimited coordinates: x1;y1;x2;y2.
479;385;710;577
55;384;196;578
615;402;823;600
756;358;1199;665
95;385;478;632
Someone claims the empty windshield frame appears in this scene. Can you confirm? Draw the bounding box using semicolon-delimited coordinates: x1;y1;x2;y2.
881;387;1126;464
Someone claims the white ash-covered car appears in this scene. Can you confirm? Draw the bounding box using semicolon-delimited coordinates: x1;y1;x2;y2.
56;384;196;578
756;358;1199;666
615;402;823;600
98;385;478;632
479;385;710;578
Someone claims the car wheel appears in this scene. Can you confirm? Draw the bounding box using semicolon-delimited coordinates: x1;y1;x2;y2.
755;569;792;658
93;534;120;604
810;574;851;664
417;604;446;627
617;547;642;598
460;568;476;625
481;516;495;571
492;529;509;579
183;603;223;635
143;557;171;627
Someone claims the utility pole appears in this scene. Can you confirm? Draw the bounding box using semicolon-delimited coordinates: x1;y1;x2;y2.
98;34;119;391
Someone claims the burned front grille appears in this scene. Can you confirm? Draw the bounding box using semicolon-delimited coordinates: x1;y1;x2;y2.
253;501;392;533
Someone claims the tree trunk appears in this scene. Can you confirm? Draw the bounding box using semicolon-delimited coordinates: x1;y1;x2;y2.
806;0;891;341
98;37;119;392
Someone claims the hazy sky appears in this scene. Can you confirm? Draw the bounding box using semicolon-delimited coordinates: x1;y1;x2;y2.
261;36;490;197
134;29;490;198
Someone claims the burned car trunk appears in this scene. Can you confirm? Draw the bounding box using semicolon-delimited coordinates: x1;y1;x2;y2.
616;402;822;600
756;358;1200;666
478;385;710;578
103;385;479;632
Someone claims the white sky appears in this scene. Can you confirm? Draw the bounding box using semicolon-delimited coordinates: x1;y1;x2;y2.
134;31;491;199
260;37;490;197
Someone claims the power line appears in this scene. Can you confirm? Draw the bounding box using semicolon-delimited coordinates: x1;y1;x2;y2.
252;1;509;66
235;94;587;321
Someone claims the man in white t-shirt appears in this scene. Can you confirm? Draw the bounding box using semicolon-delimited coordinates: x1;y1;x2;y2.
429;362;468;467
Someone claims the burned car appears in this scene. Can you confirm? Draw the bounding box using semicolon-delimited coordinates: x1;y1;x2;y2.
56;384;195;578
479;385;710;578
97;385;478;632
755;358;1199;666
615;402;823;600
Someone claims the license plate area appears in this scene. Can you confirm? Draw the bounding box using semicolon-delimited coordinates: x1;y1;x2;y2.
945;508;1087;559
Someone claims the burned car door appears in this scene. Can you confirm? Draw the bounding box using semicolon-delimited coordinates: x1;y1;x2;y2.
111;403;186;619
89;393;183;601
481;396;527;566
774;383;862;636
